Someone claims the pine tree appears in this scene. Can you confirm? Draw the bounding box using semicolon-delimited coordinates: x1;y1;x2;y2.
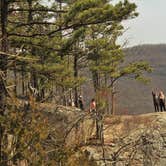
86;22;152;114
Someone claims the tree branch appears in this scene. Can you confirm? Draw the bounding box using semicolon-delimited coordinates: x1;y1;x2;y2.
8;21;56;26
8;20;113;38
8;8;67;13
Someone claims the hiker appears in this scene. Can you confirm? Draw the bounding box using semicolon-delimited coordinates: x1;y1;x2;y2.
89;98;103;139
68;97;75;107
152;91;159;112
159;91;166;111
90;98;96;113
78;95;84;110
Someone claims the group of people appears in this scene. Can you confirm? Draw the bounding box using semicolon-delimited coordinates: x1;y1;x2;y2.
68;95;85;110
152;90;166;112
69;95;96;113
70;90;166;113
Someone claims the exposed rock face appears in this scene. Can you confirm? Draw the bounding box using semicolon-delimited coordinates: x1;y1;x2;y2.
65;112;166;166
40;105;166;165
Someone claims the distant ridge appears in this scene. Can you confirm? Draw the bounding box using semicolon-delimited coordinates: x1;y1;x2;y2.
116;44;166;114
82;44;166;115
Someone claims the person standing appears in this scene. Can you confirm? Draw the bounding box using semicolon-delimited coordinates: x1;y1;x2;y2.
159;91;166;111
152;91;159;112
90;98;96;113
68;97;75;107
78;95;84;110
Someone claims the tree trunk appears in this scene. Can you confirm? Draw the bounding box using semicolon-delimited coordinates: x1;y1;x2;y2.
92;71;99;93
58;0;67;105
92;52;100;92
21;65;25;96
104;74;110;114
14;63;17;96
0;0;8;113
111;87;115;115
74;53;78;107
30;71;38;90
0;0;8;164
27;0;33;23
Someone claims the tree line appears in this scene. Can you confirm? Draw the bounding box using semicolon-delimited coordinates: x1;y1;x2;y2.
0;0;152;114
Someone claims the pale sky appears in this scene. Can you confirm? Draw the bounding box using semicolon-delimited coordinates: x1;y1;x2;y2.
120;0;166;47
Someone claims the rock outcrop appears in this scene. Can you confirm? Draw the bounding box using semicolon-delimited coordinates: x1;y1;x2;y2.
40;104;166;165
66;112;166;166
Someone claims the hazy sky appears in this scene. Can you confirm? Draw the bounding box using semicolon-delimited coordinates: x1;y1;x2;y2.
120;0;166;47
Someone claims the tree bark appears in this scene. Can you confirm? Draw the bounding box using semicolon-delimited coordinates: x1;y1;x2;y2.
74;53;78;107
27;0;33;23
21;65;25;96
111;86;115;115
0;0;8;113
0;0;8;164
14;63;17;96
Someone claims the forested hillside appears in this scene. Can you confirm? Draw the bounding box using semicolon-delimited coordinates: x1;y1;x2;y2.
116;44;166;114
